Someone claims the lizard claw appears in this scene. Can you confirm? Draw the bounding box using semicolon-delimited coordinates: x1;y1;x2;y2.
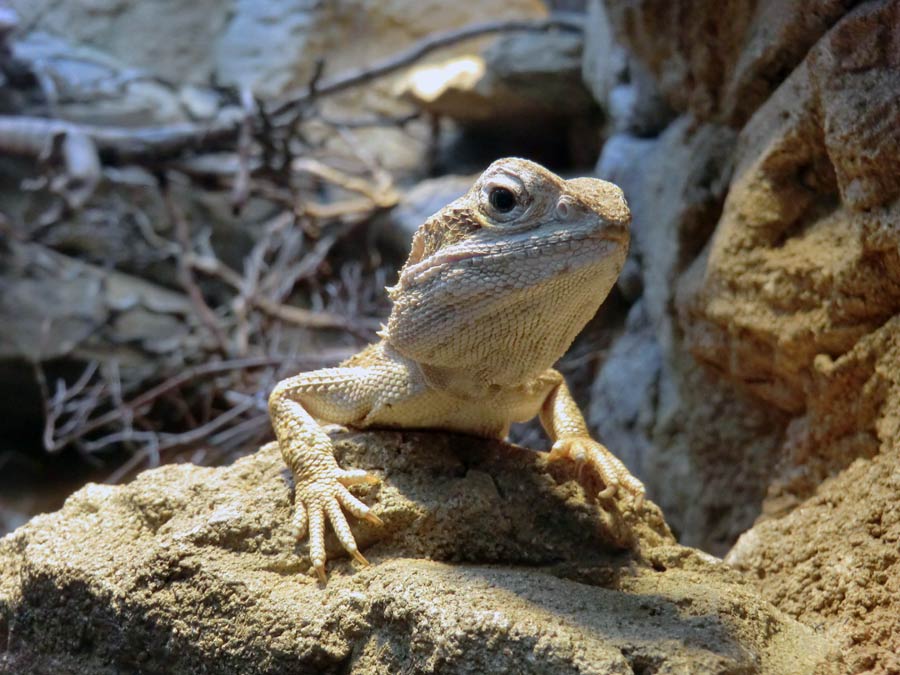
293;469;382;582
363;512;384;527
548;438;646;509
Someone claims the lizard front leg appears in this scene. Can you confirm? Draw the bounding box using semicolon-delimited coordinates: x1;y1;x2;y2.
539;372;646;508
268;367;384;582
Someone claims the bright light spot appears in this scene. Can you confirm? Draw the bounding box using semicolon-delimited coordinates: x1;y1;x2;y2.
402;56;485;101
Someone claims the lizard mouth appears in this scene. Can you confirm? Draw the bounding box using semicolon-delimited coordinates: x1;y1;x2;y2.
597;226;629;246
400;228;624;287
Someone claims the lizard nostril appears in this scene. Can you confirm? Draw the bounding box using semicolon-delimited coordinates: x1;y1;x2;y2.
556;197;573;221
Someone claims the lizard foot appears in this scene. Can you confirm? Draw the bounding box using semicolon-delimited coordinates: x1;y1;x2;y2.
292;468;383;583
548;438;645;510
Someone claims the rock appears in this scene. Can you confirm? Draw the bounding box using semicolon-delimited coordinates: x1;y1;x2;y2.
580;0;626;110
11;0;546;174
582;3;900;669
9;0;229;86
678;1;900;437
297;0;549;175
0;431;832;674
756;315;900;515
0;240;193;426
597;119;737;358
582;0;673;136
301;0;547;92
727;445;900;675
588;2;900;560
401;31;595;124
11;0;543;98
399;30;601;169
0;240;192;365
12;32;188;126
600;0;856;127
0;5;17;36
588;301;660;478
0;500;27;539
178;85;223;121
213;0;320;99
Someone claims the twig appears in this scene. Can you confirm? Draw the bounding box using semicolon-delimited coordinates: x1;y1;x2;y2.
103;437;161;485
208;413;270;450
186;251;379;331
318;111;421;129
97;397;255;458
292;157;399;208
40;352;351;453
161;178;232;356
230;87;256;214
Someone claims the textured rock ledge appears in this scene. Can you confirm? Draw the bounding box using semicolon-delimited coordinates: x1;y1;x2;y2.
1;432;831;674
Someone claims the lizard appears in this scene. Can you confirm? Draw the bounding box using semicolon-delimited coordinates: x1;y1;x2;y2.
268;157;646;582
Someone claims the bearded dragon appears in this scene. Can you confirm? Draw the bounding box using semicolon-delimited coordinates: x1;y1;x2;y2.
268;157;646;582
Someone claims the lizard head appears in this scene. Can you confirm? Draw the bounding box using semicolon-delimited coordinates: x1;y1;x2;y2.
385;157;630;386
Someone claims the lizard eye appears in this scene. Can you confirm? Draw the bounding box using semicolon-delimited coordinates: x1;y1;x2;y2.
488;187;516;213
479;173;528;223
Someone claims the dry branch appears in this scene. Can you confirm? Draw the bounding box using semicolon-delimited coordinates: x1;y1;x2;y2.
162;180;232;356
0;113;241;163
38;351;353;455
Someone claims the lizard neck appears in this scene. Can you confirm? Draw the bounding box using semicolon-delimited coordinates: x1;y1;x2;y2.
385;264;609;391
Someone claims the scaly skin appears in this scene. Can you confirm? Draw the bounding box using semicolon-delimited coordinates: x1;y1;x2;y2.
268;157;646;582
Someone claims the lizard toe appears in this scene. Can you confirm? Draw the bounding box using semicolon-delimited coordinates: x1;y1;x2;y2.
324;496;361;558
336;468;379;486
335;484;383;526
291;499;308;540
306;495;328;582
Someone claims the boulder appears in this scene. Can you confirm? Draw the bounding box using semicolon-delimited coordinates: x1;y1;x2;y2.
581;0;673;136
399;30;602;169
399;31;596;124
678;1;900;498
727;445;900;675
599;0;856;127
0;432;832;674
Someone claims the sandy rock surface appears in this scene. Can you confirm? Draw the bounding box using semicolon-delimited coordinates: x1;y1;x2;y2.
674;0;900;518
0;432;830;674
601;0;856;127
728;446;900;675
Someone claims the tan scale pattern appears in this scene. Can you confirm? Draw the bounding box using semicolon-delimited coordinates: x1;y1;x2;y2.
267;158;646;581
